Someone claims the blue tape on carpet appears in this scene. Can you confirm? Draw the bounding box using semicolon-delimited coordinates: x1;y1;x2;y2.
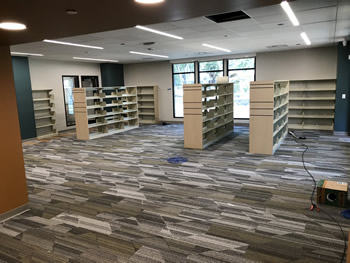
167;157;188;164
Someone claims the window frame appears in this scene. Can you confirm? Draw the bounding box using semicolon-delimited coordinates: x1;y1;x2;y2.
172;62;196;118
198;59;224;84
227;57;256;120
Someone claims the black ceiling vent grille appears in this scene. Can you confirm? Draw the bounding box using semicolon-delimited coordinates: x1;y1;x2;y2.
206;10;250;23
266;45;288;49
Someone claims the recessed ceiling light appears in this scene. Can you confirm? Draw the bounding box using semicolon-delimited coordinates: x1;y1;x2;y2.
202;43;231;53
44;39;103;50
135;0;164;4
300;32;311;45
129;51;168;58
135;25;183;40
73;57;119;63
0;22;26;31
280;1;300;26
11;52;43;57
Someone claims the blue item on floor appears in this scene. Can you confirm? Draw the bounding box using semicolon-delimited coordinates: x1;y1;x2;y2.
167;157;188;164
340;209;350;219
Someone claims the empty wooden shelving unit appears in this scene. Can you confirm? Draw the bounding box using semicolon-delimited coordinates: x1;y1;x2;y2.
73;86;139;140
137;85;159;124
249;81;289;155
183;83;234;149
288;79;336;131
32;89;57;138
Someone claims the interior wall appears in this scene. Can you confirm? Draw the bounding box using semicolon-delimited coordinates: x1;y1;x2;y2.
100;63;124;86
0;46;28;215
28;59;102;131
256;46;337;80
334;42;350;133
12;56;37;140
124;61;178;122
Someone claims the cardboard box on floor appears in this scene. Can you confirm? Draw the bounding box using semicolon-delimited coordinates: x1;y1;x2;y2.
317;180;348;207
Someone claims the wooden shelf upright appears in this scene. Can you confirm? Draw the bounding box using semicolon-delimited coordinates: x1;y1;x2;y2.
249;80;289;155
73;86;139;140
137;85;159;124
183;83;234;149
288;79;336;131
32;89;57;138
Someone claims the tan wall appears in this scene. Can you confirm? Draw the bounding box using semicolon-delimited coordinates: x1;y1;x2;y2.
256;46;337;81
124;61;179;122
0;46;28;215
28;58;102;131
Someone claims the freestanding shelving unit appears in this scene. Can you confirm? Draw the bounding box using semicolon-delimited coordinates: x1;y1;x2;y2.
32;89;57;139
137;85;159;124
288;79;336;131
249;80;289;155
73;86;139;140
183;83;234;149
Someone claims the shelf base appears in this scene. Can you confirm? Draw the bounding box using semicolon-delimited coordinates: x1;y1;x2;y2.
202;129;233;149
88;126;139;140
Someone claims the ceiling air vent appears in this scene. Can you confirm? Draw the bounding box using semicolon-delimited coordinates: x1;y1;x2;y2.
143;42;156;46
266;44;288;49
206;11;250;23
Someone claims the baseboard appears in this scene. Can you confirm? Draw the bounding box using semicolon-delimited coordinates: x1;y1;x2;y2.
333;131;348;136
0;204;30;223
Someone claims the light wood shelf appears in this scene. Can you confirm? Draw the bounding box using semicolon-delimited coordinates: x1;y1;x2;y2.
249;80;289;155
184;83;234;149
137;86;159;124
288;79;336;131
73;86;139;140
32;89;57;139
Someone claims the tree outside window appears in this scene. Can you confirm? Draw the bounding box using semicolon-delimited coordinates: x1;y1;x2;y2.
228;58;255;119
199;60;224;84
173;63;195;118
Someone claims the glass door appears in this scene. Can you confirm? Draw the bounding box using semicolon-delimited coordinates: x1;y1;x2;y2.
62;76;79;126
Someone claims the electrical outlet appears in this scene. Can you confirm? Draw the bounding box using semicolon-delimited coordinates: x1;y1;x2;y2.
342;94;346;99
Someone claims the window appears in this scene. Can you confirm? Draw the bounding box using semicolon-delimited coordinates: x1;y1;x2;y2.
228;58;255;119
62;76;80;126
199;60;224;84
173;63;195;118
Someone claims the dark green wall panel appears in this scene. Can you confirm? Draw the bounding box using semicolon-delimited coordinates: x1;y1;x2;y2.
12;57;36;140
100;63;124;86
334;43;350;133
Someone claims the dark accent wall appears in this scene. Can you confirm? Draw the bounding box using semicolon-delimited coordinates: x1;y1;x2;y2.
334;43;350;134
100;63;124;86
12;56;37;140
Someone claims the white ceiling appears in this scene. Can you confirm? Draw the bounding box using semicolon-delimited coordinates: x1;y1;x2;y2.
11;0;350;64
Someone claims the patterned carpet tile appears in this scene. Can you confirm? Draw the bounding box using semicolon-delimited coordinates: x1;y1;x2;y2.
1;125;349;262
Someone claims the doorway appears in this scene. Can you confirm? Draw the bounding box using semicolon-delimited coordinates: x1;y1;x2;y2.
62;76;80;127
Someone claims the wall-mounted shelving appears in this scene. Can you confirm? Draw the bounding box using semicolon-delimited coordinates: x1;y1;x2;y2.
137;86;159;124
32;89;57;139
73;86;139;140
183;83;234;149
249;80;289;155
288;79;336;131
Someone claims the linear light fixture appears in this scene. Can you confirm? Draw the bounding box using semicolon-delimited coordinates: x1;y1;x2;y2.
300;32;311;45
280;1;300;26
135;0;164;3
135;25;183;40
44;39;104;50
129;51;169;58
0;22;26;31
202;43;231;53
73;57;119;63
11;52;43;57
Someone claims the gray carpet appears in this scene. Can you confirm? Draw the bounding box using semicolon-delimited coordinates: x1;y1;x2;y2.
0;124;349;262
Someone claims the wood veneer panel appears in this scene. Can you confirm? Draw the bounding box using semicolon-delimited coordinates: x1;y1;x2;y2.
0;46;28;215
